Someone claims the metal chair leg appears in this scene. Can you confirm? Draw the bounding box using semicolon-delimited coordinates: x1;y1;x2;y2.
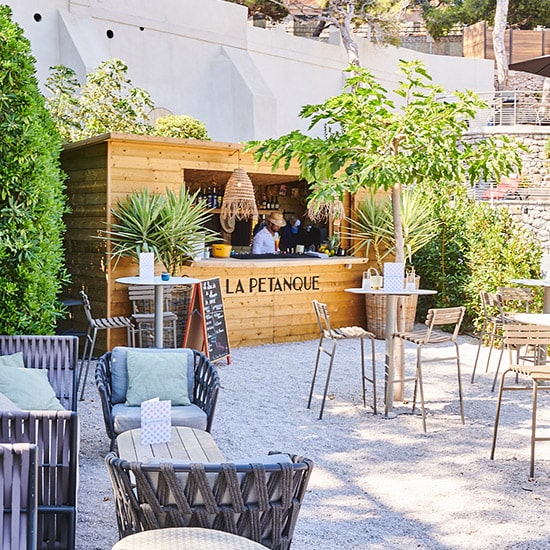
490;368;508;460
319;342;337;420
307;338;324;410
455;342;465;424
79;328;97;401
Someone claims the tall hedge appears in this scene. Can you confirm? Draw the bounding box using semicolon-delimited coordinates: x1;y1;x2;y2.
0;6;68;333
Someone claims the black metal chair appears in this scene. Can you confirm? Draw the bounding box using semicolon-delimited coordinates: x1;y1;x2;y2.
79;290;135;401
308;299;377;419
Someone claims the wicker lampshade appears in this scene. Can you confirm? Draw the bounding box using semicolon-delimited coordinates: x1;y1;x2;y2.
307;198;345;224
220;168;258;221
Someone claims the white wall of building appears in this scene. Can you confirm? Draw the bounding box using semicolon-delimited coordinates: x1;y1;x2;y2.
7;0;495;142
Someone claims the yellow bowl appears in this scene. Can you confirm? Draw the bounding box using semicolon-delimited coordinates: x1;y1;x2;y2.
211;244;232;258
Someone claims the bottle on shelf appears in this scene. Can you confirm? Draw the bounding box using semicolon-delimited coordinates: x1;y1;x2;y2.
262;195;267;209
217;189;223;208
274;197;280;210
206;186;213;208
212;185;218;209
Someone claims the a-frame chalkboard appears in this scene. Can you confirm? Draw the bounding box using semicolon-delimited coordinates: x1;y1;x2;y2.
183;278;230;363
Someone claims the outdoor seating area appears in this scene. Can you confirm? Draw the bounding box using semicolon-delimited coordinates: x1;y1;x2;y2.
70;319;550;549
4;279;550;547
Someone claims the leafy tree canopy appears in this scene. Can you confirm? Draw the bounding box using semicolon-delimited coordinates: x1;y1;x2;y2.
45;59;210;142
247;60;524;262
420;0;550;39
223;0;289;21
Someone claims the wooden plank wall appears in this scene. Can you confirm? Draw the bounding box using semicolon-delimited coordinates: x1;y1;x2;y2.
183;258;369;348
464;21;550;63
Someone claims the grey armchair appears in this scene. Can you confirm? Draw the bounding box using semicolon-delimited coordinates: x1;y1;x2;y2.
95;347;220;450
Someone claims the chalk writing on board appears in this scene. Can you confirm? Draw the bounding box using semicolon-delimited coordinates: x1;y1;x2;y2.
200;278;230;361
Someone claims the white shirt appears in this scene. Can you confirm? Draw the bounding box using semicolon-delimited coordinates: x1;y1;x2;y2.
252;226;278;254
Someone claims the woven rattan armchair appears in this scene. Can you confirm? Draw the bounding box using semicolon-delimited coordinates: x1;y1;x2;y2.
105;451;313;550
95;348;220;450
0;335;79;550
0;412;77;550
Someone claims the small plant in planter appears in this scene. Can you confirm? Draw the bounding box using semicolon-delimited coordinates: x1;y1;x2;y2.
101;187;219;275
344;188;438;336
347;188;438;272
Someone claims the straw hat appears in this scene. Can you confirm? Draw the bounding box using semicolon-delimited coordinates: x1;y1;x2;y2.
267;212;286;227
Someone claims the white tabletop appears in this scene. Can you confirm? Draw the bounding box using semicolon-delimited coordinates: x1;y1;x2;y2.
116;276;201;286
345;287;437;296
509;313;550;326
510;278;550;288
111;527;266;550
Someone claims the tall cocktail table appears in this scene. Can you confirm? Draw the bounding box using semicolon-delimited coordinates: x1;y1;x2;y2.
345;287;437;416
116;276;200;348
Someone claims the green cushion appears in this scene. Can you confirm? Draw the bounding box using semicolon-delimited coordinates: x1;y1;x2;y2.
0;366;64;410
0;352;25;369
125;349;191;406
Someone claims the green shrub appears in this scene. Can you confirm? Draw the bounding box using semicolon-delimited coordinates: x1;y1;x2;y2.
154;115;210;140
414;196;541;331
0;6;69;333
46;59;154;142
45;60;210;142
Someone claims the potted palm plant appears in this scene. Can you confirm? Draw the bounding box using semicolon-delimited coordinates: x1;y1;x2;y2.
101;186;219;275
345;188;438;337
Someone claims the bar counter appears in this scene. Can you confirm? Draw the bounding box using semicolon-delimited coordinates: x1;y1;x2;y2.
183;255;369;347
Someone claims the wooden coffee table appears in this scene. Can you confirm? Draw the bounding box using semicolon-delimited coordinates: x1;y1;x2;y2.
116;426;225;463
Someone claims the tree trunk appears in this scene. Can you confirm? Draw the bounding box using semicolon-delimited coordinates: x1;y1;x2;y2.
391;182;406;401
493;0;509;90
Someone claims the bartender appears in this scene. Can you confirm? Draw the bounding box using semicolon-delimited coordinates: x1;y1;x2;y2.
252;212;286;254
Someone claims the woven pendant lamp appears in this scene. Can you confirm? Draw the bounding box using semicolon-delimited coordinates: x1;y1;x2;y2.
220;167;258;221
307;198;345;224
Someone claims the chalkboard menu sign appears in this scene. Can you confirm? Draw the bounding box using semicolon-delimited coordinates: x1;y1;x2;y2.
183;278;230;363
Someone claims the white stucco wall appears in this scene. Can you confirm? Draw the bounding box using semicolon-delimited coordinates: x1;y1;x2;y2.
6;0;495;142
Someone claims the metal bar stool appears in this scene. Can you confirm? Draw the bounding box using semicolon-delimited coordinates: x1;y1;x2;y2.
79;290;135;401
392;306;465;432
491;323;550;478
308;299;377;419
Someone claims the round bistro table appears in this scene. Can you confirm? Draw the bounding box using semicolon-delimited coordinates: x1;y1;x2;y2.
112;527;267;550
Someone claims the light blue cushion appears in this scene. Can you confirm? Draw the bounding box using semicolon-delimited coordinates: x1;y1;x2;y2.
0;366;64;411
0;352;25;369
112;403;207;434
125;349;190;406
110;347;194;405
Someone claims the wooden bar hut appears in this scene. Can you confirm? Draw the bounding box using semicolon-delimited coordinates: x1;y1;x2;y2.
60;133;368;353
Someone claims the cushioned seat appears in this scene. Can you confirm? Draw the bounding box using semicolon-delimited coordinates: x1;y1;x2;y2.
112;402;207;433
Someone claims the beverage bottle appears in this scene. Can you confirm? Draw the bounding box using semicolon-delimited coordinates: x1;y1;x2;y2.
207;186;213;208
212;185;218;209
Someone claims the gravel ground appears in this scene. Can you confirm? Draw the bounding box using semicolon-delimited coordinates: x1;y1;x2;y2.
76;333;550;549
